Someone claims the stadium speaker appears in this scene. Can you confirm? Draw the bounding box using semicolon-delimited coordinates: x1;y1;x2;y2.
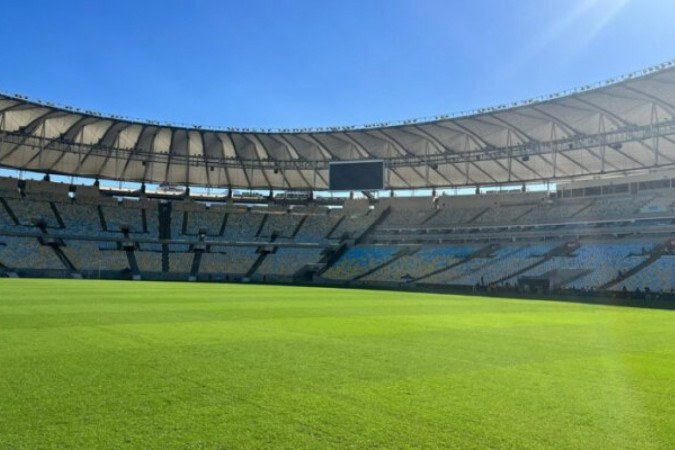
522;155;530;162
431;163;438;170
274;168;279;174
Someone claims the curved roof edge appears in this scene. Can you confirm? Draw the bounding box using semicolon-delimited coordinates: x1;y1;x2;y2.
2;60;675;134
4;60;675;190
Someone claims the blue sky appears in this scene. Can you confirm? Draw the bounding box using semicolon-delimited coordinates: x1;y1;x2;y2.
1;0;674;130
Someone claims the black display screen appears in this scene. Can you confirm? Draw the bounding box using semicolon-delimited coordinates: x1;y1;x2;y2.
329;160;384;191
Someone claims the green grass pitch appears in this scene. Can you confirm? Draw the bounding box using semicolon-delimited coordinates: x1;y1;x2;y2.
0;279;673;449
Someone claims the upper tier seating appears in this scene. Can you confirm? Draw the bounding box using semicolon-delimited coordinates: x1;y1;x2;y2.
223;213;265;241
0;201;16;227
55;202;102;235
294;213;341;242
3;198;58;227
472;205;534;226
640;196;675;214
258;213;303;239
145;207;160;237
424;207;486;227
185;208;225;235
519;201;591;224
380;208;434;228
101;204;144;233
0;178;19;196
329;212;379;239
574;195;653;220
170;211;184;238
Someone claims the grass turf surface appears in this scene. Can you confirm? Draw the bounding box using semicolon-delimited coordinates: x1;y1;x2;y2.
0;279;673;449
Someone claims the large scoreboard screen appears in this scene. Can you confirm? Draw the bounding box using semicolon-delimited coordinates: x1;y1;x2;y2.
329;160;385;191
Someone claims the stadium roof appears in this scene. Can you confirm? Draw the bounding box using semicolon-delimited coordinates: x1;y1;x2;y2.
3;62;675;190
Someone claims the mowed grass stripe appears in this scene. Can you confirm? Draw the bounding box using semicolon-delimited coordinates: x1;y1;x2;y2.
0;279;672;449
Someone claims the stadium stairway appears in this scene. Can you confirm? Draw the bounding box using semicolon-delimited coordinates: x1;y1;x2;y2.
97;206;108;231
254;214;269;238
353;246;420;281
246;230;279;278
314;242;350;278
290;215;307;238
315;207;391;277
189;251;201;281
49;203;66;228
218;213;229;236
413;244;499;283
559;269;593;287
512;205;538;223
317;207;391;275
420;209;440;225
292;255;329;282
158;202;171;239
49;244;79;278
0;198;19;225
492;241;579;285
601;243;669;290
141;208;148;233
161;244;170;272
181;211;188;235
246;248;269;278
325;216;345;238
355;206;391;244
125;248;141;280
36;226;81;278
569;200;597;218
464;207;491;224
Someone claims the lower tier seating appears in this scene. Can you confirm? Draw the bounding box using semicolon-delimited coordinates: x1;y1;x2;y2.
617;255;675;292
0;236;64;270
322;246;400;280
200;247;259;275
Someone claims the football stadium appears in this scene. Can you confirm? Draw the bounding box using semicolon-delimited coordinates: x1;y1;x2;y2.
4;65;675;298
1;2;675;449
